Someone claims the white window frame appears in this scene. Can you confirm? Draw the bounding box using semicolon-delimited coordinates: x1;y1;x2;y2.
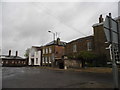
36;58;38;64
43;49;45;54
42;57;44;63
87;42;92;51
45;56;48;63
46;48;48;54
49;47;52;53
73;44;77;52
49;56;51;63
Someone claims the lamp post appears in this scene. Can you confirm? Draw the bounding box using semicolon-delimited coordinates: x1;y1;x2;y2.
48;31;55;42
48;31;56;67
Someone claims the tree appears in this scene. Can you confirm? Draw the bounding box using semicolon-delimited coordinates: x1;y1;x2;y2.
24;48;30;58
76;51;96;68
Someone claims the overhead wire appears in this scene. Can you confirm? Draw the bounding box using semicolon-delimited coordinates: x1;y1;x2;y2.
32;3;88;37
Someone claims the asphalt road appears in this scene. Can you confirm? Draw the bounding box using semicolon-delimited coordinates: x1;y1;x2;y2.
2;67;120;88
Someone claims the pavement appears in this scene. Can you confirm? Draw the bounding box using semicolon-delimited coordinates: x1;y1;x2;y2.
2;67;120;88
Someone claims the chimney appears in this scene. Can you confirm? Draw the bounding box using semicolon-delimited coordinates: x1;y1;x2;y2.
99;14;103;23
57;38;60;45
9;50;11;56
15;51;18;57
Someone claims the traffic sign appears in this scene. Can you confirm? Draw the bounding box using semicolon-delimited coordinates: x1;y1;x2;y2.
104;13;120;89
104;15;119;44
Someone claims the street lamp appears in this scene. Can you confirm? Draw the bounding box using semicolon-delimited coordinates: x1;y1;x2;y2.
48;31;55;42
48;30;56;67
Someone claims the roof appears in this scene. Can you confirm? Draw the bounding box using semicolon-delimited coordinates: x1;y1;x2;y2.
67;35;94;44
92;22;103;27
45;40;66;46
31;46;41;51
0;55;25;60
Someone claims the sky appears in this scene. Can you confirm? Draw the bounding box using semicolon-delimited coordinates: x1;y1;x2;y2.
0;0;119;57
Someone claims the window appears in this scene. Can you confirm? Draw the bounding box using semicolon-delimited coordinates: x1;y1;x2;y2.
87;42;92;51
73;44;77;52
49;56;51;63
36;58;38;64
18;61;20;63
46;48;48;54
42;57;44;63
15;61;17;64
49;47;52;53
43;49;45;54
12;61;14;64
45;57;48;63
6;61;8;64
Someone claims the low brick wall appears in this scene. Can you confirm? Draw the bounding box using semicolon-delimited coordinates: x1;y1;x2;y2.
64;59;82;69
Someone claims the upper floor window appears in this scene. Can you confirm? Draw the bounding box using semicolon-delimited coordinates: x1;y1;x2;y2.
43;49;45;54
49;47;52;53
73;44;77;52
87;42;92;51
46;48;48;54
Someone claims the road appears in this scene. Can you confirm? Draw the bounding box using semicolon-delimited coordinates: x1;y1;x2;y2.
2;67;120;88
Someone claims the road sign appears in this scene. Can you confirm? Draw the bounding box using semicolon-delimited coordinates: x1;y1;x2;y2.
104;16;119;44
104;13;119;89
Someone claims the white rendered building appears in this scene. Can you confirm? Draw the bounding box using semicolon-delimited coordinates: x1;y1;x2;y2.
28;46;41;66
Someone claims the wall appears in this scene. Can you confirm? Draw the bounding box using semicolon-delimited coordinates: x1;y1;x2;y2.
93;23;110;60
29;47;41;66
65;36;94;59
64;59;81;69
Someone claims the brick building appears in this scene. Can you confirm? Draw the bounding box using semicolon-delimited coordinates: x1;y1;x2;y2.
92;15;120;61
42;38;66;67
65;36;94;59
92;15;110;60
1;50;27;67
65;15;120;68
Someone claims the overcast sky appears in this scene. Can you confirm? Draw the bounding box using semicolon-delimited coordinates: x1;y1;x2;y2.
0;1;119;57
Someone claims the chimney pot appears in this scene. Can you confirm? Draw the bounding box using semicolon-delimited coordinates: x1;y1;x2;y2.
9;50;11;56
16;51;18;57
57;38;60;45
99;14;104;23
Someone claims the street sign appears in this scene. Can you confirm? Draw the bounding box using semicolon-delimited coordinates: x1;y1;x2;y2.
104;13;120;89
104;16;119;44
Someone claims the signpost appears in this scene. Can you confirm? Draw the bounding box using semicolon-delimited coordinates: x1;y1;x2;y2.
104;13;120;89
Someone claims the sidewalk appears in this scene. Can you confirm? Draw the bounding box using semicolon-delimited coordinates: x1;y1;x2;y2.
32;66;120;73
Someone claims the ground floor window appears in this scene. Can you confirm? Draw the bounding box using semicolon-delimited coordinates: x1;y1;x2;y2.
36;58;38;64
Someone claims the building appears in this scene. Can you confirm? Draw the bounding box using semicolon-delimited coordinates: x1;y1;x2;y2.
28;46;42;66
65;36;94;59
42;38;66;67
92;15;110;58
92;15;120;61
1;50;27;67
65;14;120;68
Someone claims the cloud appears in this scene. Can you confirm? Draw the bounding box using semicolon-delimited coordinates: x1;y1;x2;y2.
2;2;118;57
